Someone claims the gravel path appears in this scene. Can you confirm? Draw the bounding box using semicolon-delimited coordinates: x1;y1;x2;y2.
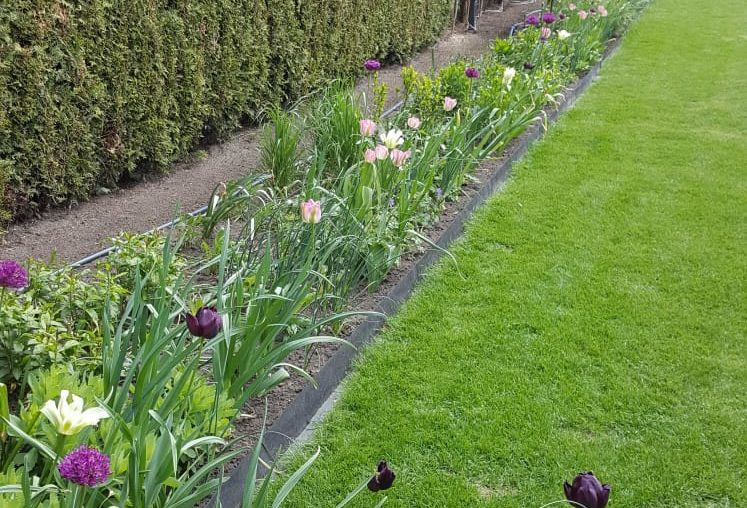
0;0;540;264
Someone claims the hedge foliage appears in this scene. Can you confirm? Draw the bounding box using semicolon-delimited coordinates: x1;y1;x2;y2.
0;0;451;222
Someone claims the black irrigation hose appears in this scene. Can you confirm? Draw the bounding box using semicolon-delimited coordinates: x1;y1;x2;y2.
68;100;407;270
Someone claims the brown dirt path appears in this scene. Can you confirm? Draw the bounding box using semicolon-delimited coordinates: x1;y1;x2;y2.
0;0;540;264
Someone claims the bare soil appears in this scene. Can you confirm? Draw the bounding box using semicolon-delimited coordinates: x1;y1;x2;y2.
0;0;540;265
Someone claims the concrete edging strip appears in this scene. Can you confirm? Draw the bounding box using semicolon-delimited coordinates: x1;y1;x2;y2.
216;39;622;508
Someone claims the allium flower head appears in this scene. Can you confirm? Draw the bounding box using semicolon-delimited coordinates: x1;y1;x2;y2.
364;59;381;72
564;471;611;508
367;461;396;492
543;11;557;24
379;129;404;150
41;391;109;436
443;96;457;112
0;260;28;289
359;119;377;137
186;306;222;339
58;446;111;487
526;14;540;26
300;199;322;224
465;67;480;79
407;116;421;129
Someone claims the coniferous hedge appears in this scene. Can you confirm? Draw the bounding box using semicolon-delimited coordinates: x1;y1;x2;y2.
0;0;450;222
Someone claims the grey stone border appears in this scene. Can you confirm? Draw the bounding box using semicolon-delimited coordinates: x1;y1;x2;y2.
215;38;622;508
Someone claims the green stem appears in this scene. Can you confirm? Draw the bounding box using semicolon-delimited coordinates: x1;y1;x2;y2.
41;433;66;484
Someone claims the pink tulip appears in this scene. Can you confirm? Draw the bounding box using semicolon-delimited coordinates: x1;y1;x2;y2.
598;5;608;16
375;144;389;160
359;119;377;137
364;149;377;163
443;96;457;112
300;199;322;224
407;116;421;129
390;149;411;167
540;27;552;40
578;9;588;20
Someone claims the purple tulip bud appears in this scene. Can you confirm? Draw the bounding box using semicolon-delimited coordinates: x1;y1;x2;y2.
465;67;480;79
559;12;567;20
564;472;611;508
367;461;396;492
590;7;597;13
186;306;222;339
364;59;381;72
543;11;557;24
0;260;28;289
523;62;535;70
526;14;540;26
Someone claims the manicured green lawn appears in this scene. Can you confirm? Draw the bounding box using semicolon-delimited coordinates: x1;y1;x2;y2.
281;0;747;505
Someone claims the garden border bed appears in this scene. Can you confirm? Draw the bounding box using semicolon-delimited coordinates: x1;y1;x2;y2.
214;37;623;508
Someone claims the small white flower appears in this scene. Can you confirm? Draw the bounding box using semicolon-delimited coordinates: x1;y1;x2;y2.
41;390;109;436
558;29;571;40
502;67;517;88
379;129;404;150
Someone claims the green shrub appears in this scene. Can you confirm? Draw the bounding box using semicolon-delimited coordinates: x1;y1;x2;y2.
0;0;451;222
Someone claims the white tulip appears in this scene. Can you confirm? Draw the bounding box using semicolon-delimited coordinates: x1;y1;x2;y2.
558;30;572;40
379;129;404;150
41;390;109;436
502;67;517;87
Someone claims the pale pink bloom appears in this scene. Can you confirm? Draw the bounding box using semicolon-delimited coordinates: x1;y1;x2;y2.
443;96;457;112
578;9;588;19
568;3;576;10
364;149;377;163
598;5;608;16
300;199;322;224
359;119;377;137
407;116;421;129
540;27;552;40
390;149;412;167
375;144;389;160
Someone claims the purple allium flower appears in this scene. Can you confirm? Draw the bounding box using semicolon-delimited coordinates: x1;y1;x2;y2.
364;59;381;72
465;67;480;79
0;260;28;289
367;461;396;492
543;11;557;24
525;14;540;26
564;472;611;508
523;62;536;70
58;446;111;487
186;306;222;339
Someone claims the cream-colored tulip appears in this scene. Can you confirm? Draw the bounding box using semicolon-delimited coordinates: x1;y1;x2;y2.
558;30;571;40
41;390;109;436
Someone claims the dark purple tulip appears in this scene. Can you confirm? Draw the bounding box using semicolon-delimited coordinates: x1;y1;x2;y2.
367;461;396;492
543;11;557;24
564;472;611;508
364;59;381;72
186;306;222;339
590;7;597;13
526;14;540;26
0;260;28;289
465;67;480;79
559;12;567;20
523;62;536;70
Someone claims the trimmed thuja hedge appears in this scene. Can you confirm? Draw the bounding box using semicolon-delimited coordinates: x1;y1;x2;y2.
0;0;451;222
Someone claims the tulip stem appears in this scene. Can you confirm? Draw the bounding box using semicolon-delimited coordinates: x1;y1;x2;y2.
334;475;370;508
41;433;66;484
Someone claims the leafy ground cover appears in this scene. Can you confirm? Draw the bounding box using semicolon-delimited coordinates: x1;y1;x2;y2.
279;0;747;505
